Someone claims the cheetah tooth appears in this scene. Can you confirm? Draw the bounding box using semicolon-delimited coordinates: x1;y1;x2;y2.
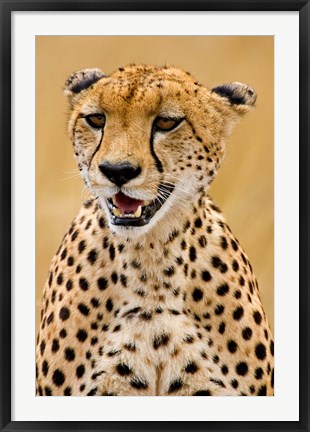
112;207;122;217
134;206;142;218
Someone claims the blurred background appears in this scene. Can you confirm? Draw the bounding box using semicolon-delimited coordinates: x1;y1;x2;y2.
36;36;274;334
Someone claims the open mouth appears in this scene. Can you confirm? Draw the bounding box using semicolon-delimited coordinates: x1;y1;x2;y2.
106;183;174;227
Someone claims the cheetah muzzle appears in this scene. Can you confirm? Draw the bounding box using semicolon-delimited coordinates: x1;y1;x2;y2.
106;183;175;227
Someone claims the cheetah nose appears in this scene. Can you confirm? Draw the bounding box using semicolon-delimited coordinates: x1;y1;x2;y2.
99;161;142;187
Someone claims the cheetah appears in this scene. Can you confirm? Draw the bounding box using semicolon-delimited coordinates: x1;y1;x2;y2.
36;64;274;396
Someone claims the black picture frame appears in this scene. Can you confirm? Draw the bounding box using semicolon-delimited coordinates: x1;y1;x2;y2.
1;1;309;431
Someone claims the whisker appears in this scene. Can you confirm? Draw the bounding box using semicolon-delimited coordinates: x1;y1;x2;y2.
160;183;192;197
62;173;82;181
157;188;189;206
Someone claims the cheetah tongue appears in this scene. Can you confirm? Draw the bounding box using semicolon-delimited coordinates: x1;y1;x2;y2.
114;192;144;214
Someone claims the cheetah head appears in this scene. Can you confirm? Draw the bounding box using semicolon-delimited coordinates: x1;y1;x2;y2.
64;65;256;237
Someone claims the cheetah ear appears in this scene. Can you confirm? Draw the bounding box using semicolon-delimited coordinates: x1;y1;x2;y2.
64;68;105;98
211;82;257;111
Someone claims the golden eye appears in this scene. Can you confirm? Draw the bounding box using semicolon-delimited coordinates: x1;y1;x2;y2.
85;114;106;129
155;117;183;132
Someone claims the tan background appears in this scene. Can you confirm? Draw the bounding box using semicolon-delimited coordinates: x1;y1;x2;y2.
36;36;274;334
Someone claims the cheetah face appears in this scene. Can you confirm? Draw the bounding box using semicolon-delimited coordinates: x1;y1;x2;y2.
65;65;256;235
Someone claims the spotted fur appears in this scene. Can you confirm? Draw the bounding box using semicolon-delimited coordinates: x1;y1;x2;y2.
36;64;273;396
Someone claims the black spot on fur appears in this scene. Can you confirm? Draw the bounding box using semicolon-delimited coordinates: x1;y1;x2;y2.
220;236;228;249
130;378;148;389
236;362;249;376
67;256;74;267
87;249;98;264
193;390;211;396
59;307;70;321
109;244;116;261
231;239;238;250
47;312;54;325
216;283;229;296
231;379;239;389
76;364;85;378
255;367;264;379
51;339;59;353
242;327;253;340
198;235;207;247
140;311;153;321
194;217;202;228
98;217;105;228
64;347;75;362
211;256;227;273
234;289;242;298
120;274;127;287
79;277;89;291
214;304;224;315
227;340;238;353
221;365;229;375
78;240;86;254
52;369;65;387
124;343;136;352
90;298;100;308
56;273;63;285
185;362;198;374
210;378;225;388
116;363;132;376
189;246;197;262
123;306;141;318
168;378;183;393
42;360;49;376
163;266;175;277
201;270;211;282
253;310;262;325
66;279;73;291
257;385;267;396
192;287;203;301
111;272;118;284
233;306;244;320
255;343;267;360
87;387;98;396
76;329;88;342
232;260;239;272
106;298;114;312
97;277;108;290
59;329;67;338
64;387;72;396
153;333;169;349
78;303;90;316
218;322;226;334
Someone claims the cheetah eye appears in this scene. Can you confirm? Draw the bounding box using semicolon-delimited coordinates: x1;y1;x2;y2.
154;117;184;132
85;114;106;129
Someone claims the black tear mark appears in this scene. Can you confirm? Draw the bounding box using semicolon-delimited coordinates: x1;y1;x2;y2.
150;125;163;173
88;129;104;172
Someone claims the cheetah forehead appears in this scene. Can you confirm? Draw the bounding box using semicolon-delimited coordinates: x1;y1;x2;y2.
64;64;256;114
